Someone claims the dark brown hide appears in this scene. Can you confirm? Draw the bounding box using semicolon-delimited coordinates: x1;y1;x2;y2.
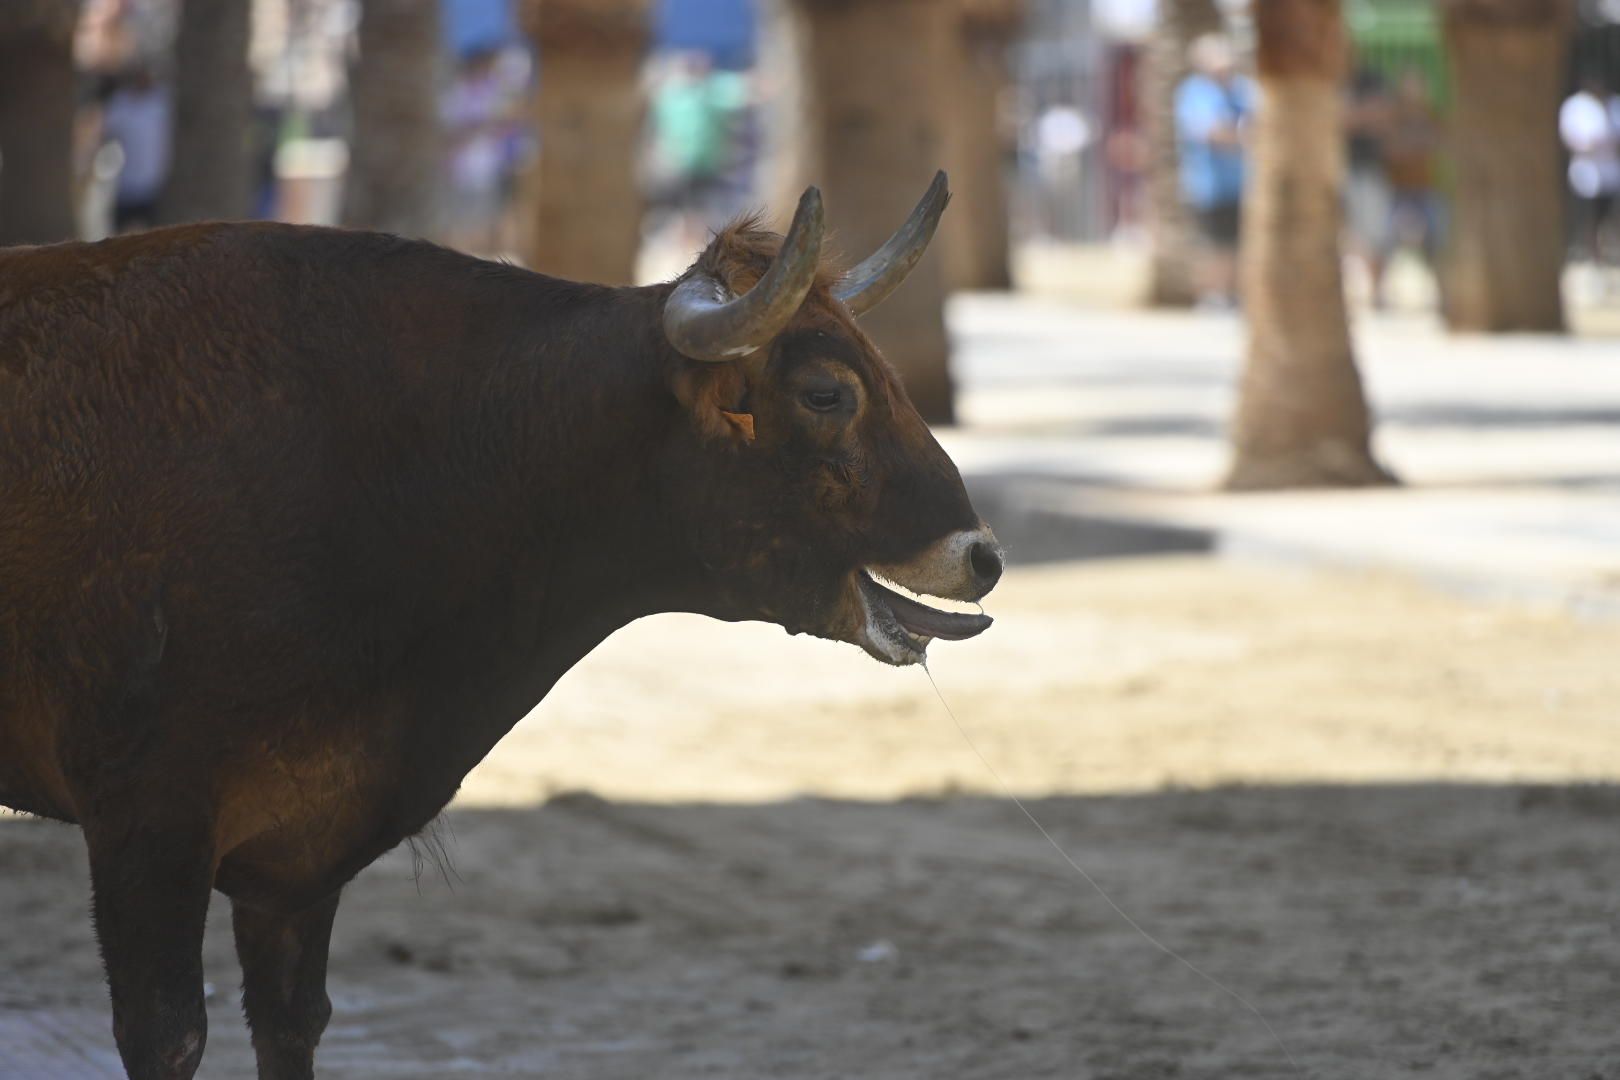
0;219;985;1078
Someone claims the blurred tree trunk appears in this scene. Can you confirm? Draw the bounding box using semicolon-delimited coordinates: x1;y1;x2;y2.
1440;0;1572;332
1140;0;1223;306
1226;0;1392;490
517;0;649;284
343;0;444;238
784;0;957;425
0;1;80;246
757;0;810;220
158;0;253;223
943;0;1021;292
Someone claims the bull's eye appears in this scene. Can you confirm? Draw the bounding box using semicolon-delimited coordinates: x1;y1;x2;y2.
802;388;843;412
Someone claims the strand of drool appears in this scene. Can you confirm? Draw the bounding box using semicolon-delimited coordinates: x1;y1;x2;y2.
921;661;1301;1074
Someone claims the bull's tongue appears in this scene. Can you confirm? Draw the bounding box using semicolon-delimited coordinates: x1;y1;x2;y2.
864;574;992;641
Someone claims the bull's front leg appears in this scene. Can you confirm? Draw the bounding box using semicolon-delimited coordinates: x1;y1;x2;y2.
70;592;215;1079
231;891;342;1080
82;812;215;1080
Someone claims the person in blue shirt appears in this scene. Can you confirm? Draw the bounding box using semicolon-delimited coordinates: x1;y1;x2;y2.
1174;33;1255;308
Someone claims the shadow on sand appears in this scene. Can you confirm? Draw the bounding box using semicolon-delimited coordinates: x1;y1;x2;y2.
4;783;1618;1078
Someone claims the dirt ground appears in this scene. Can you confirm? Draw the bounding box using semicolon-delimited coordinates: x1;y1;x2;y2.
4;556;1620;1079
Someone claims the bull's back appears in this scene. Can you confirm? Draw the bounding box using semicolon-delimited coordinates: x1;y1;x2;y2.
1;224;334;609
0;226;452;811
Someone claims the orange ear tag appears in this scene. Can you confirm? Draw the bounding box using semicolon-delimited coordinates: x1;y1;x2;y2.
720;410;756;443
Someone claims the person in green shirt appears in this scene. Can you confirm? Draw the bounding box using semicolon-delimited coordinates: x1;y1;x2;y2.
651;52;750;245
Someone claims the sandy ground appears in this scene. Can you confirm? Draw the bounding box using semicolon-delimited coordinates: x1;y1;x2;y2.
4;556;1620;1079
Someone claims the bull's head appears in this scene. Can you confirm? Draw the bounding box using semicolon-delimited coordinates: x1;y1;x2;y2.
659;173;1003;665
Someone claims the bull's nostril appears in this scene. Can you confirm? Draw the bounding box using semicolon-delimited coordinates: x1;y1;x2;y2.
969;540;1004;588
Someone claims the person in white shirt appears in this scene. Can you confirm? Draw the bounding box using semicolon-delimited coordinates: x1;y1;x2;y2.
1559;75;1620;264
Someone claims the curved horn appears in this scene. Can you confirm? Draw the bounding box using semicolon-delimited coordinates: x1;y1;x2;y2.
833;170;950;316
663;187;825;362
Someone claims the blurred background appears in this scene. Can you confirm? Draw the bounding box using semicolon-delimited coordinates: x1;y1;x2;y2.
5;1;1620;1077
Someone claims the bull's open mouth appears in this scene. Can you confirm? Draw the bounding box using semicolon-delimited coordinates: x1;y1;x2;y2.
855;569;993;666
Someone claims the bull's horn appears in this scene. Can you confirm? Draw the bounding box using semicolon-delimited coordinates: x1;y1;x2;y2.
663;186;825;362
833;170;950;316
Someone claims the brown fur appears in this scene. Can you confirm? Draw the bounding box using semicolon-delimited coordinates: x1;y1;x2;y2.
695;212;850;296
0;217;983;1079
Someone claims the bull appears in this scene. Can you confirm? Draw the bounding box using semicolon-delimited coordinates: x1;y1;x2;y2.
0;173;1002;1079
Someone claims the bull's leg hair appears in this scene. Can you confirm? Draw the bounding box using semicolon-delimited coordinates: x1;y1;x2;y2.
83;814;215;1080
231;891;342;1080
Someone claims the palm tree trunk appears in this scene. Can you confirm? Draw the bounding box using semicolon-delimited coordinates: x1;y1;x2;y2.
785;0;957;425
943;0;1021;292
159;0;254;224
1141;0;1223;307
1440;0;1572;333
0;1;80;246
757;0;812;220
342;0;444;238
1225;0;1391;491
517;0;649;284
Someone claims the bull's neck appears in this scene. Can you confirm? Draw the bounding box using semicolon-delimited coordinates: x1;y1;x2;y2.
415;277;699;723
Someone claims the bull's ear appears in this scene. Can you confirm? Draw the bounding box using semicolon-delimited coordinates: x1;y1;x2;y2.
672;362;756;446
719;410;756;442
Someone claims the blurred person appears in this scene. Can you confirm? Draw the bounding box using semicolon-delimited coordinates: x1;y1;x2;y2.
1381;69;1446;295
1104;124;1149;243
442;44;529;254
72;74;113;231
1031;103;1090;237
650;51;749;248
74;0;141;78
1174;32;1254;309
99;62;171;233
248;102;284;221
1559;74;1620;265
1343;60;1393;307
